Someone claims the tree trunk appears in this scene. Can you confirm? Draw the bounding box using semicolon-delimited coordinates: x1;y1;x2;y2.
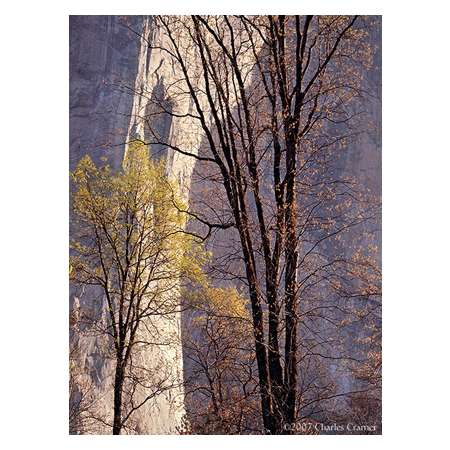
112;361;124;435
283;137;299;430
267;290;284;432
245;267;275;434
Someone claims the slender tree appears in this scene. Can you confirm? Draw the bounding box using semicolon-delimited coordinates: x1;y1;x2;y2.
70;142;207;434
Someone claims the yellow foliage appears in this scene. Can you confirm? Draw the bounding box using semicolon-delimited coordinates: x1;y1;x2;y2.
186;286;251;326
70;141;208;298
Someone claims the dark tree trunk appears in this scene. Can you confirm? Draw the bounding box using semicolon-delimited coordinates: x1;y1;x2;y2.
283;137;299;429
239;230;275;434
267;290;284;432
112;361;124;435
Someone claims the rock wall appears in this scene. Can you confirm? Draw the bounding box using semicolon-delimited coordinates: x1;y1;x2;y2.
70;16;142;171
69;15;200;434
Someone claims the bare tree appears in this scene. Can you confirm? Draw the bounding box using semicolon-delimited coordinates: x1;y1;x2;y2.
136;15;381;434
182;287;261;434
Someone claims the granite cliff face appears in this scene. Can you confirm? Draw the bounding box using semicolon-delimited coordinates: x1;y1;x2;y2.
70;15;200;434
70;16;143;171
70;16;260;434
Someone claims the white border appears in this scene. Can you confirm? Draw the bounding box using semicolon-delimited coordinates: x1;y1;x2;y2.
1;1;449;449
